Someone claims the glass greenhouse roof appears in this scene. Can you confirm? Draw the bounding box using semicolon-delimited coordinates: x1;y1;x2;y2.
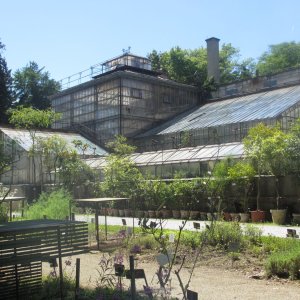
0;127;107;156
138;85;300;137
85;142;244;168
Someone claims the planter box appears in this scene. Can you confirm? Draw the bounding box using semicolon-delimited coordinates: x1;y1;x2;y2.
230;213;240;222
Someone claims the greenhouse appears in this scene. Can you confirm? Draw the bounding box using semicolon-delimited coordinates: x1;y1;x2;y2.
134;84;300;151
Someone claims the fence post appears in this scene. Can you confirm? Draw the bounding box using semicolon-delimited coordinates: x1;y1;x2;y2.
75;258;80;300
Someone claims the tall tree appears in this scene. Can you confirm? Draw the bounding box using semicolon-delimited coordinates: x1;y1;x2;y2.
0;40;14;123
256;42;300;76
13;61;60;109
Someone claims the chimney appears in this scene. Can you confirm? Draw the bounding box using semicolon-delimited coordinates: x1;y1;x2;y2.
206;37;220;83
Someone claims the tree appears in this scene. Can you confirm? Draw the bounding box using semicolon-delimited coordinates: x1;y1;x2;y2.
286;118;300;176
256;42;300;76
13;61;60;109
8;107;61;185
243;123;274;210
0;40;14;123
101;136;143;201
148;43;255;89
36;135;69;184
260;126;290;209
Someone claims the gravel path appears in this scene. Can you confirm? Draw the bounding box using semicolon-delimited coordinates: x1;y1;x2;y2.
75;214;300;238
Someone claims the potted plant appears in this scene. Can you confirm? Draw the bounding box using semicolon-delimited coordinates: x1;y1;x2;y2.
228;161;256;223
261;126;290;225
243;123;272;222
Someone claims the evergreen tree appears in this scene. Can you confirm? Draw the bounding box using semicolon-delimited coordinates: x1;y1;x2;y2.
0;41;14;123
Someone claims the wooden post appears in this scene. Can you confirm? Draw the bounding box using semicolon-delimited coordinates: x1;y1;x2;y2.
9;199;12;221
57;227;64;299
75;258;80;300
21;199;25;218
129;256;136;300
95;204;99;250
105;207;108;241
71;213;75;221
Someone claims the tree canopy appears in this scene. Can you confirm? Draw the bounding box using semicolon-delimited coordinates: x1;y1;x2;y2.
0;41;14;123
13;61;60;109
256;42;300;76
148;43;256;88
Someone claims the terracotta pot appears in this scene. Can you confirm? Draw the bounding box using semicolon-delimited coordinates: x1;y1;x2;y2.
148;210;156;218
270;209;286;225
180;210;190;219
250;210;265;223
230;213;240;222
172;210;181;219
161;209;172;219
124;209;132;217
107;208;113;216
156;210;163;218
223;212;232;221
189;211;200;220
239;213;250;223
118;209;125;217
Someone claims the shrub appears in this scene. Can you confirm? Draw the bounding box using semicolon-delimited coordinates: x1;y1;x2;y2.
202;222;243;250
244;224;262;245
265;242;300;279
26;188;72;219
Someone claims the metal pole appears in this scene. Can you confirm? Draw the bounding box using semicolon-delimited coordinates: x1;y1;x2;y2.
57;227;64;300
129;255;136;300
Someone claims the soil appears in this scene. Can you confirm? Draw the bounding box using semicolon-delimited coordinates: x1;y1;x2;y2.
42;240;300;299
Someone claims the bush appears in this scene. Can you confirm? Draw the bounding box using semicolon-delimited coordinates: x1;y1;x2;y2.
244;224;262;245
202;222;243;250
265;242;300;279
26;188;72;220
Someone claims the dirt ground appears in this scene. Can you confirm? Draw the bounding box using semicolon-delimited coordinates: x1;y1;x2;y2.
42;240;300;300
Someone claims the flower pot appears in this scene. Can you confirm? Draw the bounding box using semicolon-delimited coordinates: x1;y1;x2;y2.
118;209;125;217
172;210;181;219
180;210;190;219
200;212;207;221
189;211;200;220
239;213;250;223
223;212;232;221
207;212;213;221
292;213;300;224
250;210;265;223
111;208;119;217
230;213;240;222
107;208;113;216
124;209;132;217
148;210;156;218
156;210;163;218
270;209;287;225
161;209;172;219
135;210;144;218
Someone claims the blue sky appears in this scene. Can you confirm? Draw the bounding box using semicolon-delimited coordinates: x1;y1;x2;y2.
1;0;300;81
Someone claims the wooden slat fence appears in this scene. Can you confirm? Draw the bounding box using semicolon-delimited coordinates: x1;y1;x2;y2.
0;220;88;299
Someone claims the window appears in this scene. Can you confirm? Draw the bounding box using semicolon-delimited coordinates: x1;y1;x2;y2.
130;88;143;99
